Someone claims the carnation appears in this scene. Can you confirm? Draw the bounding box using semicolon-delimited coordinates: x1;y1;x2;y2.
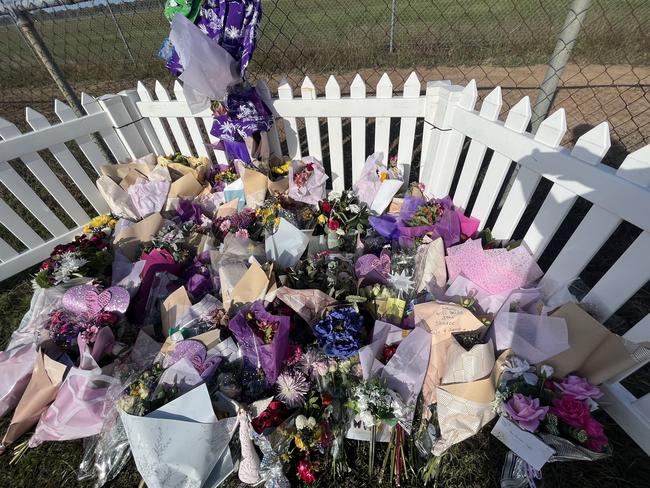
550;395;591;429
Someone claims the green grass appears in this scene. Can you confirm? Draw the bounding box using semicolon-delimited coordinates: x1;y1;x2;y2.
0;269;649;487
1;0;648;92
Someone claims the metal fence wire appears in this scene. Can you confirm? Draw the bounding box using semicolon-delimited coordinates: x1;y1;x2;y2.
0;0;648;164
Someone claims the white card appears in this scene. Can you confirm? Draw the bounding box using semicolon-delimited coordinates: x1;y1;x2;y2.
345;415;392;443
491;416;555;471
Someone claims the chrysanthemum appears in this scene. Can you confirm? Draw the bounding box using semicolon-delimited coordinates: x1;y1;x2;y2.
275;371;309;408
297;349;329;379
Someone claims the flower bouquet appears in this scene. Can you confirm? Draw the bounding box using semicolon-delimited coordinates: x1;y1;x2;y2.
313;306;364;359
34;229;113;289
120;373;237;488
314;190;369;252
228;301;290;383
288;157;328;205
353;152;404;214
493;357;610;486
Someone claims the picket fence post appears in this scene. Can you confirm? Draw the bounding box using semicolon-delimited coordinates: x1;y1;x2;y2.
98;93;151;160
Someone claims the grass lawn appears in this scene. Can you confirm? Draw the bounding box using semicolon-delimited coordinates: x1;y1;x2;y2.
1;0;648;90
0;267;649;487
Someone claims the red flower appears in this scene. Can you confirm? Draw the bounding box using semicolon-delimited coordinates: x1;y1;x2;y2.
298;459;316;484
586;434;609;452
550;395;590;429
96;311;119;326
251;400;286;433
328;219;341;231
40;259;52;270
319;200;332;214
382;344;399;362
321;392;332;408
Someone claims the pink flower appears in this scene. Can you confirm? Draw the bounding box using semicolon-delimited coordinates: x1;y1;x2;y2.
583;416;605;438
503;393;549;432
219;219;231;233
554;375;602;401
550;395;590;429
235;228;249;240
586;433;609;453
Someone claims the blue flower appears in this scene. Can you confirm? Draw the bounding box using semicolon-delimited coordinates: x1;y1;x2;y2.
313;307;364;358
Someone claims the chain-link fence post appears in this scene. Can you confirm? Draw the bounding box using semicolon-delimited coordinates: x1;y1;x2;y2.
11;7;84;116
105;0;135;65
531;0;592;131
389;0;397;53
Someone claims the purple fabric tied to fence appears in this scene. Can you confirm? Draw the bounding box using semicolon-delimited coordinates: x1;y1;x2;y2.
196;0;262;77
165;0;262;78
211;86;274;142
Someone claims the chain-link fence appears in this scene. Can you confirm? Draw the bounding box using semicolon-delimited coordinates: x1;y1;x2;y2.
1;0;648;163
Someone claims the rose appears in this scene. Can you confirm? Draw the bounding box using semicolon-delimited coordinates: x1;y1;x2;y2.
319;200;332;214
554;375;602;401
298;459;316;484
503;393;549;432
550;395;591;429
321;392;332;407
96;311;118;326
251;400;286;433
583;416;605;438
586;435;608;452
328;219;341;231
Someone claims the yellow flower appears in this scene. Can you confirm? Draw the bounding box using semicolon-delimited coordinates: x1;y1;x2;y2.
272;161;290;175
83;214;116;233
317;214;328;225
378;171;389;182
294;435;307;452
274;217;280;227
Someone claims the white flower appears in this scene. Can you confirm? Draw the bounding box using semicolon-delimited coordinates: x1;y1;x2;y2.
504;357;531;377
276;371;308;408
339;359;350;374
540;365;554;378
295;414;307;430
357;398;368;411
327;191;342;200
349;204;360;213
53;252;88;284
359;411;374;429
307;417;317;429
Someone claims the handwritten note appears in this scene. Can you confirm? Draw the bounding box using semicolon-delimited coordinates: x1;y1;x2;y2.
491;416;555;471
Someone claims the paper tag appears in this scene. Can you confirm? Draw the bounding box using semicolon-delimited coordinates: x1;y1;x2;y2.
491;417;555;471
345;415;392;442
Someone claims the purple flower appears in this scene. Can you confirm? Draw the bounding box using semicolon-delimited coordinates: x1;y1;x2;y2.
554;375;603;401
177;198;204;225
503;393;549;432
313;307;364;358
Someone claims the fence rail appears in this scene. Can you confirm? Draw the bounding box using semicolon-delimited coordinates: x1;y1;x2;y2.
0;0;648;164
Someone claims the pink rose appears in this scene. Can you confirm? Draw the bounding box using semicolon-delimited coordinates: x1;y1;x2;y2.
503;394;549;432
586;434;609;453
583;417;605;438
554;375;602;401
550;395;590;429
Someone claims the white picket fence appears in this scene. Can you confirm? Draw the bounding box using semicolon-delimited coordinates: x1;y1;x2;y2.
0;72;649;453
